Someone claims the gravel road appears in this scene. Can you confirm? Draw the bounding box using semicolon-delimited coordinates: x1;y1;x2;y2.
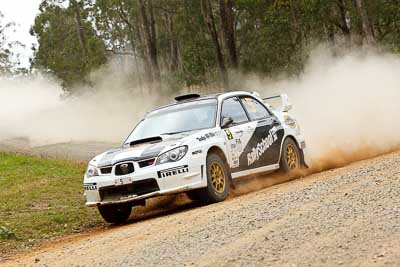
2;151;400;267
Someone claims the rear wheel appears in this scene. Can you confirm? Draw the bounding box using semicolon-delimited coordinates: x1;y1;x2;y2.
198;153;230;204
98;203;132;224
280;138;301;173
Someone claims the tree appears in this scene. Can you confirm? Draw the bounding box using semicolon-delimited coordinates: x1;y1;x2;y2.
0;12;23;74
29;0;400;92
219;0;238;68
138;0;160;85
31;0;107;90
355;0;376;46
201;0;228;90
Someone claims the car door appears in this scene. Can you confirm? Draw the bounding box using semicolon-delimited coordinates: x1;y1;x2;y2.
239;96;284;169
220;97;257;173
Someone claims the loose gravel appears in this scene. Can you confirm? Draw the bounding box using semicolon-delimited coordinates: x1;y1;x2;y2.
2;151;400;267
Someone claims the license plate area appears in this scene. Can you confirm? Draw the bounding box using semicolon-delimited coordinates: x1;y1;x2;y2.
114;177;133;186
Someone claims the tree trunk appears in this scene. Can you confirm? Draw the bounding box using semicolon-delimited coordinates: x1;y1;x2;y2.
138;0;160;84
201;0;228;90
71;0;89;66
219;0;238;69
337;0;352;47
134;15;153;84
166;13;179;72
116;4;144;91
355;0;376;46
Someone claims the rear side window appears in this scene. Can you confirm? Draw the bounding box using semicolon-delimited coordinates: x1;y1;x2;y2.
240;97;271;120
221;97;249;125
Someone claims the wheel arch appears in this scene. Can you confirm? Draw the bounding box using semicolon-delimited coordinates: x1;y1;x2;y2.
207;145;228;165
278;135;306;166
206;145;234;188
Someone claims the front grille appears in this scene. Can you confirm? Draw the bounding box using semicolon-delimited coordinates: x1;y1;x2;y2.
100;167;112;174
99;178;159;201
115;162;134;176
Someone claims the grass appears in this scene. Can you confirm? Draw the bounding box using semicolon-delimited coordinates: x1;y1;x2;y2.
0;152;104;257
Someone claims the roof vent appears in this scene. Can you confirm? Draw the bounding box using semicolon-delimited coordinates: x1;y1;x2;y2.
174;93;201;102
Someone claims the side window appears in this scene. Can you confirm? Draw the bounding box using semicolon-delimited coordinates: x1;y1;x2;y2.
221;97;249;125
240;97;271;120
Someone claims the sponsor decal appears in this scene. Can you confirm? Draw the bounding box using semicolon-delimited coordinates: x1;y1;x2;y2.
247;127;278;166
235;139;243;153
231;151;239;168
158;165;189;178
224;129;233;140
83;183;97;190
196;132;218;142
192;149;203;155
230;139;242;168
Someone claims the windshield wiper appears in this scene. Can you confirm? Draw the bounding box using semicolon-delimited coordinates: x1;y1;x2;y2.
160;130;189;135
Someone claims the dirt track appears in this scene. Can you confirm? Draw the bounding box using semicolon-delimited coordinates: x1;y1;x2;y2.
2;150;400;267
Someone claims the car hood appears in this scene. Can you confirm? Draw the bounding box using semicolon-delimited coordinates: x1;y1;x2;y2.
91;134;188;168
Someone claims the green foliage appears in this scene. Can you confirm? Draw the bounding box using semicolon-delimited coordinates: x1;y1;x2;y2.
31;0;107;90
25;0;400;91
0;226;16;240
0;12;23;74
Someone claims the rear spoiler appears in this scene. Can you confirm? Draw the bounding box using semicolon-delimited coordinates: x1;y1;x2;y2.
262;93;292;112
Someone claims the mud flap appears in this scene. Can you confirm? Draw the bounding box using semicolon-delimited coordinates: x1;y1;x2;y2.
300;149;309;169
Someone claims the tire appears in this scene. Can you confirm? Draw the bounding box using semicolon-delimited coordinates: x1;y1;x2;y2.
98;203;132;224
280;138;301;173
198;153;230;204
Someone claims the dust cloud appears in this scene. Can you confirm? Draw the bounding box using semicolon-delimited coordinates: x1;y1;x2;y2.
244;48;400;169
0;59;161;146
1;48;400;170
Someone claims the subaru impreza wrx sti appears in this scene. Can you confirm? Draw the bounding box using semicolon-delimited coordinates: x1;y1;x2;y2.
84;91;307;223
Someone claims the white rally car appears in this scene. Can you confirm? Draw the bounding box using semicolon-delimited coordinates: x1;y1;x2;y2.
84;91;307;223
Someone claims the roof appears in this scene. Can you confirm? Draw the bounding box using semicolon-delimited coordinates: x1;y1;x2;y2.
148;91;257;114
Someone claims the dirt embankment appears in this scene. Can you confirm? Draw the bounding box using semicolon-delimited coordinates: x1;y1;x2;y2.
2;150;400;267
0;139;117;161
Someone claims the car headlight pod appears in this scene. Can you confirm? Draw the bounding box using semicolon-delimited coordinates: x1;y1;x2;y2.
86;165;99;178
156;146;188;165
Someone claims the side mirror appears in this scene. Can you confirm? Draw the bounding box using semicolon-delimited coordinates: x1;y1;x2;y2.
281;94;292;112
221;117;233;129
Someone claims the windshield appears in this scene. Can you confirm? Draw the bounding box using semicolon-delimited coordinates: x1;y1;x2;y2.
125;99;217;144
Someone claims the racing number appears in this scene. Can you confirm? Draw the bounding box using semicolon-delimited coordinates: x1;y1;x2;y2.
224;129;233;140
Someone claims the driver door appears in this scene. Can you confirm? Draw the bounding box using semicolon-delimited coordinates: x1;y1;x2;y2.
220;97;257;173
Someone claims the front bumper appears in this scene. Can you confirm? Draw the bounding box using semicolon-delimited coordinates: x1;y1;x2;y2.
84;158;205;207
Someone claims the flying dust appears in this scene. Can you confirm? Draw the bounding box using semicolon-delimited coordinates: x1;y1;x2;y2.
0;59;161;146
229;48;400;196
244;48;400;168
0;48;400;200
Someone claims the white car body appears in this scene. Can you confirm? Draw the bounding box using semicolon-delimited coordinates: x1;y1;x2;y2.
83;91;306;207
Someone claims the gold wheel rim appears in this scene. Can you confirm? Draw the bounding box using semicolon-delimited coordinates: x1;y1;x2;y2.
210;162;226;194
286;144;299;170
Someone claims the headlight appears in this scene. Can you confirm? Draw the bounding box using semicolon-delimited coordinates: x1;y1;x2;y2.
86;165;99;178
156;146;188;165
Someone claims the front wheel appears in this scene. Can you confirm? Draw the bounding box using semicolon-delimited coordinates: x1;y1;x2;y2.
280;138;301;173
198;153;230;204
98;203;132;224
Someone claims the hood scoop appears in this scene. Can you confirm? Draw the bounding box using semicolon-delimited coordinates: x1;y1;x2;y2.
129;136;163;147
